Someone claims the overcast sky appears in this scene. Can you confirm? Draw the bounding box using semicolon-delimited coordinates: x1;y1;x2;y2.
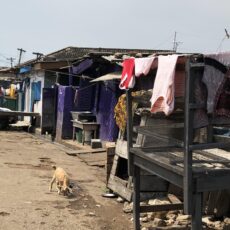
0;0;229;66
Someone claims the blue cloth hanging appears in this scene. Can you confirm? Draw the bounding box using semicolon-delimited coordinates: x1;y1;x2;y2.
32;81;41;101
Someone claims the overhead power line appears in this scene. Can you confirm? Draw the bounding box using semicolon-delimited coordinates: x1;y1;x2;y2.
0;53;8;59
216;28;230;52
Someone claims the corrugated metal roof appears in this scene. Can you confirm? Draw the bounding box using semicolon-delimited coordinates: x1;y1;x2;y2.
17;46;174;68
90;72;121;82
44;46;172;61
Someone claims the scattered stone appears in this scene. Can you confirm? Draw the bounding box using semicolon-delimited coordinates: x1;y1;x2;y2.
147;212;165;221
123;202;133;213
166;212;177;221
176;215;191;221
140;217;148;223
213;220;224;229
153;218;167;227
117;197;125;203
140;213;147;218
147;212;155;221
88;212;96;216
148;197;171;206
24;201;32;204
96;204;101;208
224;217;230;225
166;218;175;226
175;214;191;226
141;227;148;230
202;216;214;227
147;211;168;220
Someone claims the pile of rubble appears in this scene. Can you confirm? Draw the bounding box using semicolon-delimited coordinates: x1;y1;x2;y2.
118;196;230;230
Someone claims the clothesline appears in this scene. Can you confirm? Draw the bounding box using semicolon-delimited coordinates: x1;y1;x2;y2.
41;69;93;80
118;53;230;127
119;54;182;116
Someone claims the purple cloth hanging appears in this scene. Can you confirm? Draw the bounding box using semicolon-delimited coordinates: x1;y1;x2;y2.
72;59;93;74
56;86;75;140
96;81;119;141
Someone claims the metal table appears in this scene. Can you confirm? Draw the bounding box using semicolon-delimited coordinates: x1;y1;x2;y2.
71;120;100;145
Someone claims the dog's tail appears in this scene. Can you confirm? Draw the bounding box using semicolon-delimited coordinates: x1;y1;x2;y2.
52;165;56;170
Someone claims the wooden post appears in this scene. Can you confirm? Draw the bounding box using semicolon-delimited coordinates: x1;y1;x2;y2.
133;165;140;230
184;58;194;214
105;142;116;186
126;89;133;176
192;192;202;229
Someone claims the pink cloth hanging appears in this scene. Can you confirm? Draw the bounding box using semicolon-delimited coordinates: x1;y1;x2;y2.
150;55;179;115
119;58;135;89
134;57;155;77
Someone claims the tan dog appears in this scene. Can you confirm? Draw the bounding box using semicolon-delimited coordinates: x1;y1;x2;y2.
49;165;73;196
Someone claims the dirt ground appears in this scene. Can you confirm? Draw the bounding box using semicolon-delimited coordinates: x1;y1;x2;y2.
0;131;133;230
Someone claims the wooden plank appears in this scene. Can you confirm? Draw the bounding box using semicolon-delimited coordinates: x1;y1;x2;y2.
140;175;168;192
135;128;184;147
65;148;105;156
136;115;148;146
115;139;128;159
76;152;106;167
134;122;184;131
110;155;119;175
206;190;230;217
171;159;230;164
0;111;40;117
189;142;230;151
214;134;230;144
140;203;183;213
167;193;182;204
196;174;230;192
109;174;128;186
107;175;132;201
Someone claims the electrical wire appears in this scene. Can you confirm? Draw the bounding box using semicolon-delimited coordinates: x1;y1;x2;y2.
75;82;97;92
42;69;93;80
0;53;8;59
216;36;227;53
153;33;174;49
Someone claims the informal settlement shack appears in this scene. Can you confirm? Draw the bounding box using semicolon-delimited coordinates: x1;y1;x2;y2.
15;46;170;143
111;51;230;229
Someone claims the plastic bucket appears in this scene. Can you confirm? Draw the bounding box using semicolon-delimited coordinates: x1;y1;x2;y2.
76;130;83;143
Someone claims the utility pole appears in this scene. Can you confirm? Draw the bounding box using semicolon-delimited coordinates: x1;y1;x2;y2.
172;31;182;52
32;52;43;60
225;28;230;39
7;57;15;68
17;48;26;65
